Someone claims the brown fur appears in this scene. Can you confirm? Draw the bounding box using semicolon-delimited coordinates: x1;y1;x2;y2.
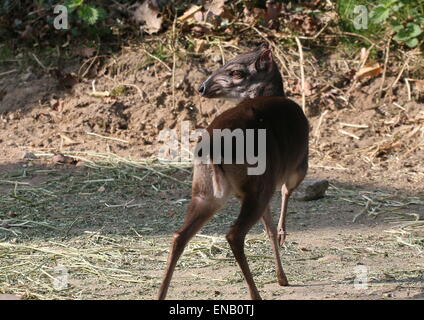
158;45;309;300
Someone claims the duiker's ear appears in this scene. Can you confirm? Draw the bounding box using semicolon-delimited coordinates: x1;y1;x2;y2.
255;49;273;72
258;42;269;51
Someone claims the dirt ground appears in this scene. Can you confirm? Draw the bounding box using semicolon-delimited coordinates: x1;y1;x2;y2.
0;44;423;300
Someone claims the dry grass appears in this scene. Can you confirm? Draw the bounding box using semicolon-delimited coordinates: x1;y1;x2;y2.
0;153;422;299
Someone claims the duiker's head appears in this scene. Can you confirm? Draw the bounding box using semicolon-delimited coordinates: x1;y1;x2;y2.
198;43;284;101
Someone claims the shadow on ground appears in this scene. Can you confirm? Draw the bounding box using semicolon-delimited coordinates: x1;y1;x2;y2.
1;160;423;300
1;160;422;241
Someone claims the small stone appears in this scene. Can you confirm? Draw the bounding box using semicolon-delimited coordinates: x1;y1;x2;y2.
21;72;35;81
52;154;78;165
7;211;17;218
23;152;37;160
293;178;329;201
156;119;165;130
50;98;60;110
211;53;222;62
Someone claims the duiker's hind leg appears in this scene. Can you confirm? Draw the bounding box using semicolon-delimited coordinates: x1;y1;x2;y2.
158;163;229;299
158;195;225;299
277;184;292;247
277;163;307;247
226;193;272;300
261;207;289;286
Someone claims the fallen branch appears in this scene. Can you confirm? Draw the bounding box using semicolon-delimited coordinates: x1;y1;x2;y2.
295;37;306;113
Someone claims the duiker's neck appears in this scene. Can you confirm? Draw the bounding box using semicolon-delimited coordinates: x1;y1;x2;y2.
262;66;285;97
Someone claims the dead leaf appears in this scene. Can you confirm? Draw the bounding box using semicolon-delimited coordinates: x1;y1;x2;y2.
303;0;322;8
134;0;163;34
73;46;96;58
60;134;77;145
50;69;79;89
19;25;35;40
204;0;226;16
355;63;383;80
295;79;313;96
193;10;204;22
191;25;209;36
265;0;282;29
178;5;202;21
243;7;265;25
304;80;313;96
194;39;207;54
287;13;321;36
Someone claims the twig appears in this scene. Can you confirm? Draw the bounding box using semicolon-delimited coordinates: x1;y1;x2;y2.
379;36;392;100
235;23;294;78
379;36;392;99
31;53;48;71
313;110;328;141
90;80;110;97
0;226;20;236
217;39;225;65
339;122;368;129
85;131;129;144
118;83;144;100
171;15;177;111
337;32;380;49
393;102;406;111
0;180;30;185
298;23;329;40
346;44;375;95
384;56;410;98
309;165;349;171
141;49;172;72
405;78;412;101
0;69;17;77
339;129;360;140
295;37;306;113
78;55;102;78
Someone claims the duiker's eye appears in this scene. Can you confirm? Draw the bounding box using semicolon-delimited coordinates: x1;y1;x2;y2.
230;70;245;79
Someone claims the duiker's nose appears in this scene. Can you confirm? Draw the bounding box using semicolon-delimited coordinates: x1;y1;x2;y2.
198;83;206;95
